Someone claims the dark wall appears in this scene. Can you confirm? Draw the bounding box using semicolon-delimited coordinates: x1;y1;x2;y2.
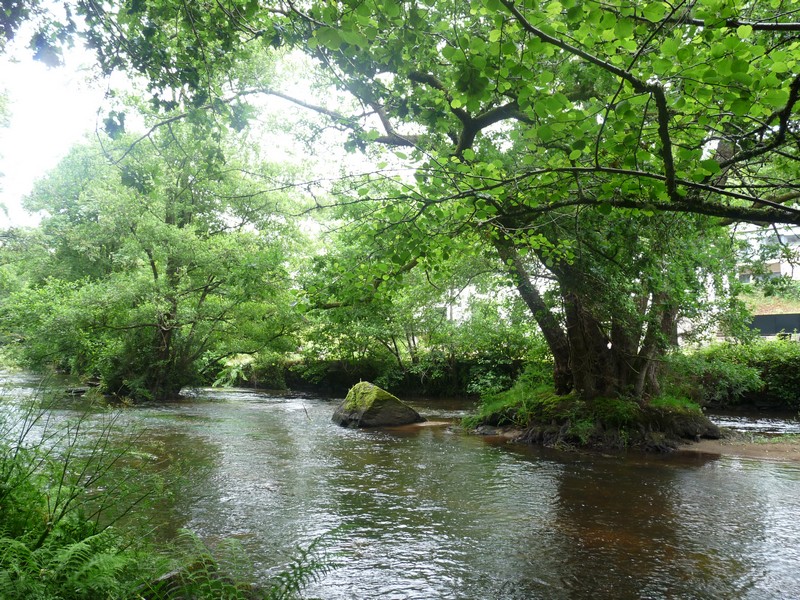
750;313;800;336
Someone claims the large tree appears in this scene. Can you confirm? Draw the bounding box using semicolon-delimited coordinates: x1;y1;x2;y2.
73;0;800;222
1;122;302;400
19;0;798;399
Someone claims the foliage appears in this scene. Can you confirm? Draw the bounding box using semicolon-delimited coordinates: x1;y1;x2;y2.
0;123;304;401
0;0;77;65
258;0;749;400
648;394;703;415
74;0;800;225
5;0;798;405
211;353;289;390
668;340;800;409
462;362;572;429
464;363;719;450
299;258;543;395
145;529;338;600
0;400;161;599
264;532;341;600
663;347;764;407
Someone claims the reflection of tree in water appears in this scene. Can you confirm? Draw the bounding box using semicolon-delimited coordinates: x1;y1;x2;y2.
550;453;758;599
113;421;222;542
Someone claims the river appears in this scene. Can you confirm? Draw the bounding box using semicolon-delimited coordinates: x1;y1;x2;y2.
2;373;800;599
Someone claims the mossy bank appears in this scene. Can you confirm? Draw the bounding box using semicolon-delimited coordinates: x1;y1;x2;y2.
465;384;720;453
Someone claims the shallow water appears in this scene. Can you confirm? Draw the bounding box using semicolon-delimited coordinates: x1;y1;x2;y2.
707;410;800;434
2;376;800;599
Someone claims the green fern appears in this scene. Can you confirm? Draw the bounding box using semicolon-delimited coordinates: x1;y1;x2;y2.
0;529;142;600
0;395;339;600
265;531;341;600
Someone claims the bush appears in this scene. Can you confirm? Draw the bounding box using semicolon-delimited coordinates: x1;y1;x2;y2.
667;340;800;410
664;349;762;407
751;341;800;408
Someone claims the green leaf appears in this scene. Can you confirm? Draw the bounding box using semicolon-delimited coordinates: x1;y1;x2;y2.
383;0;401;18
316;28;343;51
340;29;369;48
661;38;680;57
736;24;753;39
599;12;616;30
730;98;751;116
614;18;635;39
537;124;554;141
730;58;749;74
699;158;721;175
763;89;790;108
643;2;667;21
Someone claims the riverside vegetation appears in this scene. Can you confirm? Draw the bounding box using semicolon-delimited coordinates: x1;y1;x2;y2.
4;0;800;412
3;1;800;596
0;395;335;599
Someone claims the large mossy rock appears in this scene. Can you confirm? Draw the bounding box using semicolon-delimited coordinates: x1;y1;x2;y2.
332;382;425;428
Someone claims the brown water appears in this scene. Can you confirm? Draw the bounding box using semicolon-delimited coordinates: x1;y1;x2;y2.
3;374;800;599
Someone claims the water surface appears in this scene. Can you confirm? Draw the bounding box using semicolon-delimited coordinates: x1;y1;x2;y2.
2;376;799;599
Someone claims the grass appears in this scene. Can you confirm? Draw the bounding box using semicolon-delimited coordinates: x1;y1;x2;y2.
464;376;717;451
747;433;800;445
649;394;703;414
741;290;800;315
461;384;575;429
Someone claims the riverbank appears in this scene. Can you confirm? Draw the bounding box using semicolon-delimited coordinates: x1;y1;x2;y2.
679;432;800;462
472;424;800;462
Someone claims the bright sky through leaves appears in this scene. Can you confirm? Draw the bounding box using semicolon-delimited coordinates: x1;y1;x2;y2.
0;46;103;227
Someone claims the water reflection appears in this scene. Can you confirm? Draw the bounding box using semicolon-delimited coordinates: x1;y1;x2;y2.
2;381;800;599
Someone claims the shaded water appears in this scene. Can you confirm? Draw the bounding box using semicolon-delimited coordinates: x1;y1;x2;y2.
2;374;800;599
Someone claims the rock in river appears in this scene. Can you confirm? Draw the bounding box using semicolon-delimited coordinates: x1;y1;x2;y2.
332;381;425;428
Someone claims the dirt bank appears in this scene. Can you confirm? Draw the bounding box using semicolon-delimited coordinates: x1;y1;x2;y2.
679;435;800;462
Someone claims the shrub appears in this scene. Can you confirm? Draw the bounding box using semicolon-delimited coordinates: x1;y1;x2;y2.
750;341;800;408
667;340;800;409
664;349;762;407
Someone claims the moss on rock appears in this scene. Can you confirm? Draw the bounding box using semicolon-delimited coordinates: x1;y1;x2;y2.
332;382;425;428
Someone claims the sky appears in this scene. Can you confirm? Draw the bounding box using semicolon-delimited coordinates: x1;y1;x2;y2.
0;40;389;232
0;45;105;228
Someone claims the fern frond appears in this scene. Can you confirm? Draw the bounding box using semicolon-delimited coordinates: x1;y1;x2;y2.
265;530;342;600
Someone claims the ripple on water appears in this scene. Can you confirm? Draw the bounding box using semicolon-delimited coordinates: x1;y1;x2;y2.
2;384;800;599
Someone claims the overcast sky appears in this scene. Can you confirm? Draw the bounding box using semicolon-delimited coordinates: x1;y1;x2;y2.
0;45;104;228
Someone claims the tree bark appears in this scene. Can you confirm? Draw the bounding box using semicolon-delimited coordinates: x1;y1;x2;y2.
491;234;573;394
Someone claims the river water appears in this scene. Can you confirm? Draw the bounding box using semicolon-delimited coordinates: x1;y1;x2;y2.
2;373;800;599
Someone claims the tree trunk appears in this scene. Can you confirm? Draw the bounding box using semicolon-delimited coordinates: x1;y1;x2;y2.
562;290;618;399
492;234;573;394
492;232;681;401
